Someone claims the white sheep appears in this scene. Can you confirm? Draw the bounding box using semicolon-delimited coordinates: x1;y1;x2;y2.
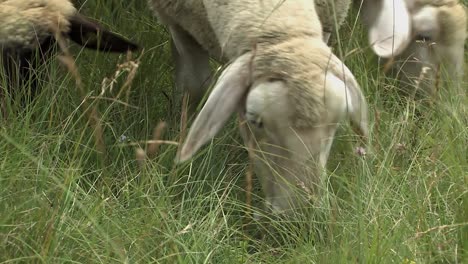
0;0;138;97
150;0;369;212
361;0;467;98
150;1;354;114
330;0;466;98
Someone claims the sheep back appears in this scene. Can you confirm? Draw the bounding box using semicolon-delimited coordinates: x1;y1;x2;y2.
203;0;323;59
148;0;223;59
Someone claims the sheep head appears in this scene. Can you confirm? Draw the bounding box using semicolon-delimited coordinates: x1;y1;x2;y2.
1;0;138;97
176;40;368;213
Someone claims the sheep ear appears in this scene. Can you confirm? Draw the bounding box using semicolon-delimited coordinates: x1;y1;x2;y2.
329;54;369;142
176;52;253;163
364;0;411;58
67;13;138;52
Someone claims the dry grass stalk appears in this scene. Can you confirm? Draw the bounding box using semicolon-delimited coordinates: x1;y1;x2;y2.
57;55;83;93
413;222;467;239
433;63;441;100
40;198;60;257
133;121;169;170
245;146;254;211
147;121;167;159
411;66;432;101
167;94;189;186
0;88;7;120
374;108;381;152
135;147;146;169
123;51;143;104
237;115;254;230
122;140;179;147
244;132;254;211
118;50;143;101
89;107;106;156
99;49;143;112
88;96;139;109
239;69;256;213
54;27;107;162
383;56;395;74
176;93;189;157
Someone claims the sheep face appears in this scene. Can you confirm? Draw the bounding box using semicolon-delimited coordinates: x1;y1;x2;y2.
177;48;368;213
242;80;333;211
242;66;367;211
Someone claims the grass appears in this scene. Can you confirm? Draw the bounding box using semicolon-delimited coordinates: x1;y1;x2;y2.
1;0;467;263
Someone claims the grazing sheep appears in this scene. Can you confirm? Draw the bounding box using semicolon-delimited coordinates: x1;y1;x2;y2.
361;0;467;98
151;0;354;114
150;0;369;212
0;0;138;99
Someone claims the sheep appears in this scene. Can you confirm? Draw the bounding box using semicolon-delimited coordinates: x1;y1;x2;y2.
277;0;464;99
150;1;353;115
149;0;369;213
361;0;467;99
0;0;138;100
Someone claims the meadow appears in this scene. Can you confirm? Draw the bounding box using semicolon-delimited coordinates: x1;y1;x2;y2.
1;0;467;263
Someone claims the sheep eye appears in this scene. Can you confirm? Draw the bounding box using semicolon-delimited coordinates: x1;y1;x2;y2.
250;119;263;129
246;111;263;129
415;34;432;42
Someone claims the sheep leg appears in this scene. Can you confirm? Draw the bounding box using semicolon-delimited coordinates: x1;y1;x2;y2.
168;24;212;116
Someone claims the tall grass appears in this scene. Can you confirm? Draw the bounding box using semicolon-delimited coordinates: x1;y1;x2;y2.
1;1;466;263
